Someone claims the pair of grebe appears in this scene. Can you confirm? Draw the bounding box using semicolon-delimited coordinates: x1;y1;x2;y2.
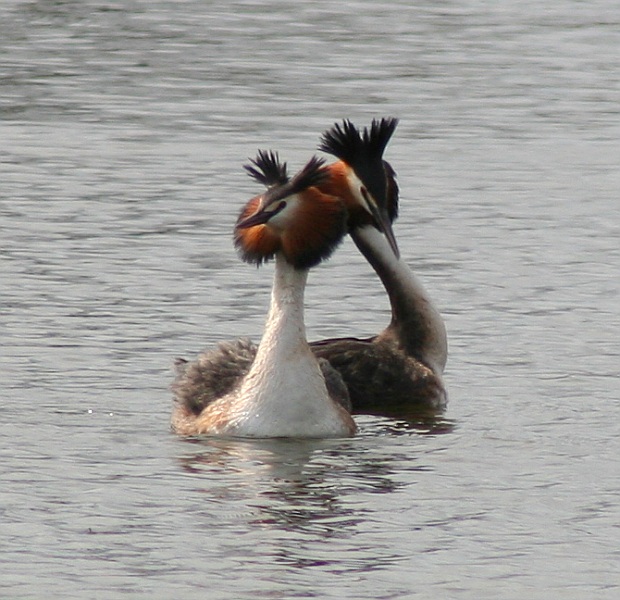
172;118;447;438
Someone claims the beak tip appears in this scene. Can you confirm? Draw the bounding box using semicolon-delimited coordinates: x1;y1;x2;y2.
389;236;400;260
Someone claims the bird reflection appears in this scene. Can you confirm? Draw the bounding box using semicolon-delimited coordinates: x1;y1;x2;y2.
175;417;454;537
177;438;392;521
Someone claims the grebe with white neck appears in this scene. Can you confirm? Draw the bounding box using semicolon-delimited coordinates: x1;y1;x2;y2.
173;118;447;417
172;153;356;437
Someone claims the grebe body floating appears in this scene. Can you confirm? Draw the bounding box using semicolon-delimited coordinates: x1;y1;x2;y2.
173;119;447;420
172;152;355;438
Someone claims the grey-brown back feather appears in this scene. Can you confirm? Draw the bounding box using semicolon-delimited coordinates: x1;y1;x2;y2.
173;336;445;418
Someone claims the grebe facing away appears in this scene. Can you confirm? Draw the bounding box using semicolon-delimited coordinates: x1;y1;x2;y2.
173;118;447;419
172;152;356;438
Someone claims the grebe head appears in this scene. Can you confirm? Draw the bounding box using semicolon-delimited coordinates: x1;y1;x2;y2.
234;150;347;270
319;117;400;258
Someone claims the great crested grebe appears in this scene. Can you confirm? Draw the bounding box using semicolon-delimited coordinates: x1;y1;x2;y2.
173;118;447;417
172;152;356;437
312;118;448;413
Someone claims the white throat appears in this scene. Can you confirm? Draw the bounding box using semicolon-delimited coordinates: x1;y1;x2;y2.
213;253;355;438
251;254;310;372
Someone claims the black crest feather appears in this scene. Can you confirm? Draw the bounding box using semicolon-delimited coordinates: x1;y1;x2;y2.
319;118;400;224
288;155;329;195
318;117;399;169
244;150;289;187
255;155;329;205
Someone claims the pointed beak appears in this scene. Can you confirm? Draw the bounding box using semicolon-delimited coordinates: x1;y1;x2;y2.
236;192;285;230
236;209;270;230
362;189;400;259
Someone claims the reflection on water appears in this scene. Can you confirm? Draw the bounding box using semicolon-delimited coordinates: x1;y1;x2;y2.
181;440;372;536
174;427;452;584
178;433;410;503
177;416;456;490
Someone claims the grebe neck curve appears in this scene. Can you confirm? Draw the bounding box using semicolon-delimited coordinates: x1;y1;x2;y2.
351;225;447;374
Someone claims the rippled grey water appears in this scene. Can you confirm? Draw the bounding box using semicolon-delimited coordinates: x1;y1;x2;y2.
2;0;619;598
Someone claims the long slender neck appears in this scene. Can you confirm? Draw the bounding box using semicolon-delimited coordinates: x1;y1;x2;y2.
351;225;448;374
232;253;355;438
251;253;309;372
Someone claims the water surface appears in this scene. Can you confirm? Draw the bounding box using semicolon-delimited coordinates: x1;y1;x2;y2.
1;1;619;598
